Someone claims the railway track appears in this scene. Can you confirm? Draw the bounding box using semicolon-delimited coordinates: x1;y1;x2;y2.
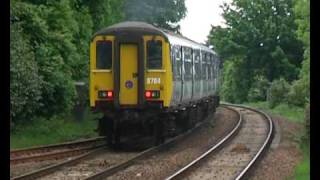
11;104;273;180
166;103;274;180
10;137;106;165
11;110;218;180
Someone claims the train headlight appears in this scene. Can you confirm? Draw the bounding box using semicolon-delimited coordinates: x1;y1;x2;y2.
107;91;113;98
145;90;160;99
145;91;152;98
98;90;113;99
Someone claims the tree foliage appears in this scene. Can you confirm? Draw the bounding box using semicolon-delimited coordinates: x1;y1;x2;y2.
84;0;125;31
289;0;310;106
10;22;42;124
248;76;270;102
10;0;186;126
221;57;252;103
208;0;305;103
10;0;124;125
123;0;187;32
267;78;290;108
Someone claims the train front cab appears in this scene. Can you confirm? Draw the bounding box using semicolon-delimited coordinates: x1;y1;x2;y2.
90;35;172;111
89;34;173;145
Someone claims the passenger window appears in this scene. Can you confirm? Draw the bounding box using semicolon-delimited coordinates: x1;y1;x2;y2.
96;41;112;69
147;40;162;69
183;47;192;81
208;55;211;80
201;53;207;79
194;50;201;80
212;55;216;79
175;46;182;78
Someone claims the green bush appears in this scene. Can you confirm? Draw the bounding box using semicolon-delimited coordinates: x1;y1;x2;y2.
10;22;42;126
267;78;290;108
221;57;252;103
287;79;308;107
248;76;270;102
304;103;310;139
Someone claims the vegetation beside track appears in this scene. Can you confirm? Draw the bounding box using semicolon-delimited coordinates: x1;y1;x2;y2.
244;102;304;123
294;142;310;180
10;108;100;149
243;101;309;179
10;0;187;129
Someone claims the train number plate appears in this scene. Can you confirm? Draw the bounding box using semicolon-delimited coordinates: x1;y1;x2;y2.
147;77;161;84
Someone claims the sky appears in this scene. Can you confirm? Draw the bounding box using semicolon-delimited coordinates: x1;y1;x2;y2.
179;0;231;43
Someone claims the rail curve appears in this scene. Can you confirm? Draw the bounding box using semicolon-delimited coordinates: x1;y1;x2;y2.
166;103;274;180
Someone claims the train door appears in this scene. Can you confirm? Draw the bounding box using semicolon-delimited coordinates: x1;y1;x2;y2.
119;44;138;105
172;45;183;105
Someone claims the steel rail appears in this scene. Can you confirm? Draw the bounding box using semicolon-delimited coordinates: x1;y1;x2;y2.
11;118;208;180
84;111;221;180
11;136;106;158
165;103;274;180
10;144;105;165
229;104;274;180
165;105;243;180
11;147;107;180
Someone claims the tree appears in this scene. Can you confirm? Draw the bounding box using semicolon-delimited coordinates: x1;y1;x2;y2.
208;0;304;102
220;56;252;103
10;20;42;125
287;0;310;106
84;0;125;31
10;0;126;125
123;0;187;32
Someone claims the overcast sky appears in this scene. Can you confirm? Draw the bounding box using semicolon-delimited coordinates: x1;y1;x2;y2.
180;0;231;43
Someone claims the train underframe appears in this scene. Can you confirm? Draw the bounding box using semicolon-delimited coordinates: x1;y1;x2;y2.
96;95;220;148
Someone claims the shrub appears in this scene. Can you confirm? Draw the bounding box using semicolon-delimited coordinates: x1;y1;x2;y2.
287;79;308;107
248;76;270;102
221;57;252;103
304;103;310;139
10;22;42;125
267;78;290;108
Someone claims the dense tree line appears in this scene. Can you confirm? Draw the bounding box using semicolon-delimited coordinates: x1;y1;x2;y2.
123;0;187;32
208;0;309;108
10;0;187;127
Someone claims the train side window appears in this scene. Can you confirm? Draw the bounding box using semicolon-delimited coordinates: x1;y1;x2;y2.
183;47;192;81
96;40;112;69
174;45;182;79
147;40;162;69
194;50;201;80
170;45;175;75
207;54;211;80
212;54;216;79
201;52;207;80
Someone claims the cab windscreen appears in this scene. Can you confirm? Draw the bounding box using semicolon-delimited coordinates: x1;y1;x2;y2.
96;41;112;69
147;40;162;69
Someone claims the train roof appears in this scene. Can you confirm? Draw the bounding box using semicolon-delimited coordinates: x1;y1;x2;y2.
95;21;215;54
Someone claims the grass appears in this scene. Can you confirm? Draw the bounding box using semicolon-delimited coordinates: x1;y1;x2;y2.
243;101;304;123
294;142;310;180
10;108;101;149
242;101;309;179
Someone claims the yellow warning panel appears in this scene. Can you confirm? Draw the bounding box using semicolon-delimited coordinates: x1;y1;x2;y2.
120;44;138;105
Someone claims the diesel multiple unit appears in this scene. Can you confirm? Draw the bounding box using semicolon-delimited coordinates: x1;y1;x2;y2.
89;21;221;146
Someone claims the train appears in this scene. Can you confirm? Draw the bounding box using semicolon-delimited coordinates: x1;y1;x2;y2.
89;21;222;146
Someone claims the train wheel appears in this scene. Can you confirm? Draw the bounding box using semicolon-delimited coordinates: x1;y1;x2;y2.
113;120;121;149
153;118;164;146
106;118;114;146
180;109;190;132
200;104;207;121
196;105;202;122
98;116;106;136
190;105;197;127
186;107;193;129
